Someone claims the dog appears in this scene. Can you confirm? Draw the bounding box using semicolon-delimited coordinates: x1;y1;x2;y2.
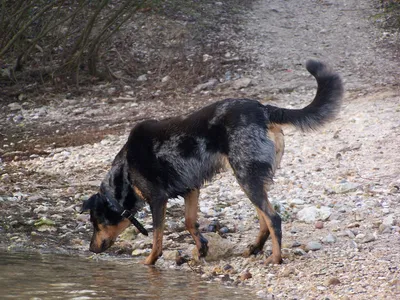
81;60;343;265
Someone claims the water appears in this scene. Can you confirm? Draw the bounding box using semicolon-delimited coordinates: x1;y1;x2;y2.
0;252;250;299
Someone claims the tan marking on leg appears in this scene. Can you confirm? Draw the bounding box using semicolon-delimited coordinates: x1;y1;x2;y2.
184;189;203;255
268;124;285;171
258;187;282;264
243;207;270;257
144;204;167;265
133;186;147;201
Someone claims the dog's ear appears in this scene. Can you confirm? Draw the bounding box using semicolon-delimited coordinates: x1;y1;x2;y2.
81;193;99;213
104;196;120;213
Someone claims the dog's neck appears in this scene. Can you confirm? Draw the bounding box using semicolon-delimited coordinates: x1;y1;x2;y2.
101;161;144;213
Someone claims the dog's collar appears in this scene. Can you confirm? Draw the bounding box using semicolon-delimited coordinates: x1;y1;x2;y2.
102;190;148;236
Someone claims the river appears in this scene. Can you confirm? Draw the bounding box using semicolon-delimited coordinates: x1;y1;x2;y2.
0;251;251;299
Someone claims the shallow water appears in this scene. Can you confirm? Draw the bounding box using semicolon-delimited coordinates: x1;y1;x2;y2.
0;251;250;299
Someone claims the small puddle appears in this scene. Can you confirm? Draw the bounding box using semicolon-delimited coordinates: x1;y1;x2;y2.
0;251;251;299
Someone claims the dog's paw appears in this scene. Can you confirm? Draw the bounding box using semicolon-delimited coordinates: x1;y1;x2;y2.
242;244;262;257
263;254;282;265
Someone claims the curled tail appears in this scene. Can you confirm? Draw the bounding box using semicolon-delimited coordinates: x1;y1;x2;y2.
265;60;344;131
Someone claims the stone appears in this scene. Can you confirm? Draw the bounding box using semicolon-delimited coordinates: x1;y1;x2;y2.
297;206;331;223
34;218;55;227
193;79;218;93
231;77;252;90
281;267;296;277
240;270;252;281
305;241;322;251
361;233;376;244
120;226;138;241
325;277;341;286
192;232;234;261
289;198;305;206
162;250;180;261
293;248;307;256
161;75;170;83
131;249;150;257
378;224;391;234
315;221;324;229
331;181;359;194
137;74;147;81
8;102;22;111
322;233;337;244
382;214;394;226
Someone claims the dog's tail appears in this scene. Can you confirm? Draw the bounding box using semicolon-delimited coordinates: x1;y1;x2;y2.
265;60;343;131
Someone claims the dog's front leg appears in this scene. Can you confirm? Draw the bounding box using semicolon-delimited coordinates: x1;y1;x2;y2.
144;200;167;265
184;189;208;258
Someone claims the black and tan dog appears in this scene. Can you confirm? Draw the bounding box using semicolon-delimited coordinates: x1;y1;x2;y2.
81;60;343;265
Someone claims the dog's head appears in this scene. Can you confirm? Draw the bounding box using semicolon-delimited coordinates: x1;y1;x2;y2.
81;192;131;253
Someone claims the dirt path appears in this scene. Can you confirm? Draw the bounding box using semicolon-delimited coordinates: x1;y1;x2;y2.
1;0;400;299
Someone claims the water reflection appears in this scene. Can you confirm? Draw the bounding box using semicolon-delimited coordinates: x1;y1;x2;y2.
0;252;249;299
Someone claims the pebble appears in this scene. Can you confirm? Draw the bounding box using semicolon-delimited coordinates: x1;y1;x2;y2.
305;241;322;251
137;74;147;81
240;270;252;281
325;277;341;286
322;233;337;244
315;221;324;229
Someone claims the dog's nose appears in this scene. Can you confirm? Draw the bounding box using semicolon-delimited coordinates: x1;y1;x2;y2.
89;242;102;253
89;239;114;253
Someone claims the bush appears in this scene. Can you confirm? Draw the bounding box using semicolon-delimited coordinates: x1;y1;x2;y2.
0;0;153;84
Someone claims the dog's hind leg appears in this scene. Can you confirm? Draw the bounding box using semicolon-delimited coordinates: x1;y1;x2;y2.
229;142;282;265
268;125;285;170
242;207;270;257
239;178;282;264
184;189;208;258
144;200;167;265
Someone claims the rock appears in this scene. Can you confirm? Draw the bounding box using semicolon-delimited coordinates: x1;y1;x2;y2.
219;226;229;234
325;277;341;286
120;227;138;241
8;102;22;111
207;220;221;232
193;79;218;93
297;206;331;223
281;267;296;277
222;264;235;273
192;232;234;261
293;248;307;256
231;77;252;90
137;74;147;81
345;230;356;239
289;198;305;206
315;221;324;229
162;250;180;261
305;241;322;251
378;224;391;234
361;233;376;244
347;222;360;228
161;75;170;83
34;218;56;227
382;214;395;226
322;233;337;244
13;115;24;123
36;225;57;232
240;270;252;281
338;143;362;153
202;54;213;62
132;249;150;257
331;181;359;194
